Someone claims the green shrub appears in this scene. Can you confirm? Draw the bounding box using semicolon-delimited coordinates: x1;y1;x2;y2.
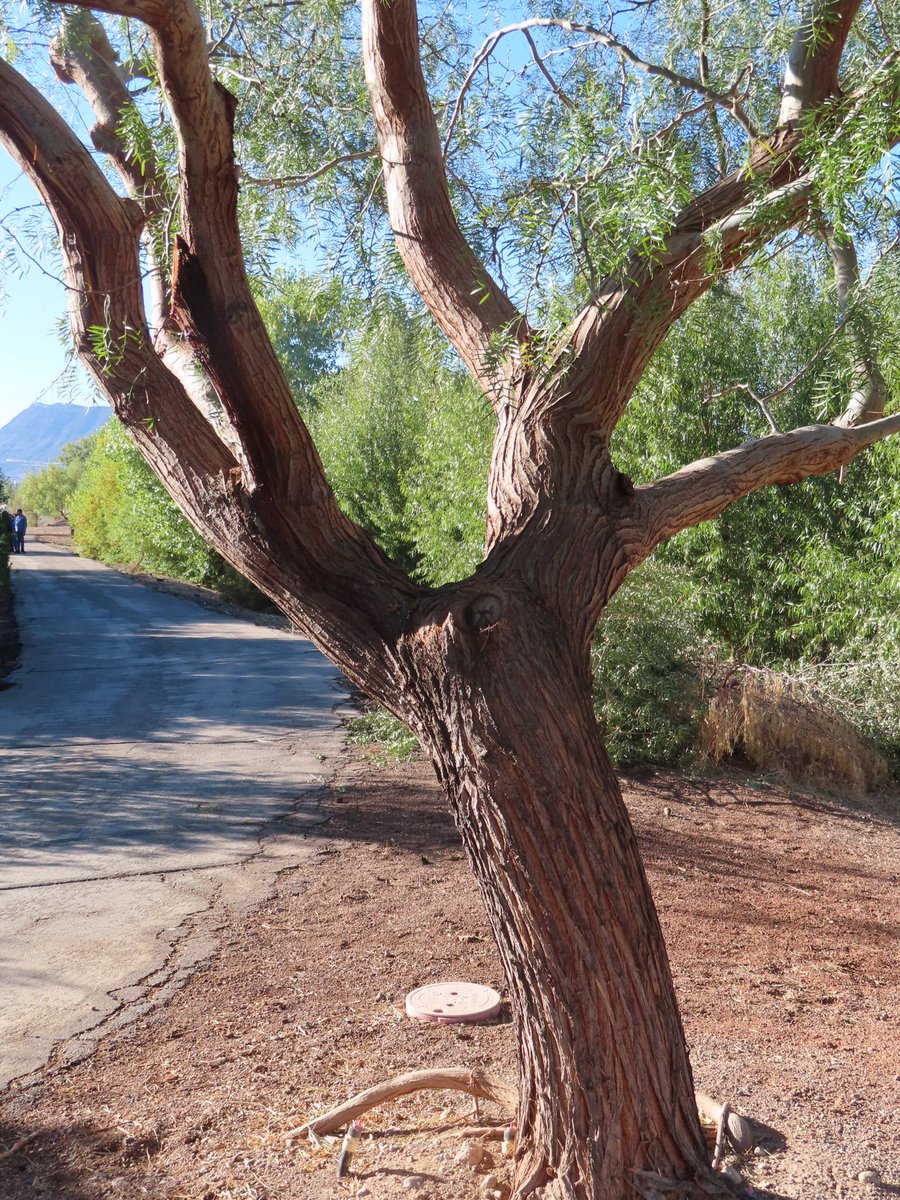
346;705;420;762
592;559;715;767
69;421;272;608
305;302;493;585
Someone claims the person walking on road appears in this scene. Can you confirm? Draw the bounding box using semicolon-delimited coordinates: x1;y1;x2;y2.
12;509;27;554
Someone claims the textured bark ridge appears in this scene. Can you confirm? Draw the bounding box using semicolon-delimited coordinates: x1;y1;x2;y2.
0;1;896;1197
399;603;715;1198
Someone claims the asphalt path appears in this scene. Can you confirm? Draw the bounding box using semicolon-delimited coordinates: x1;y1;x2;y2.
0;541;346;1087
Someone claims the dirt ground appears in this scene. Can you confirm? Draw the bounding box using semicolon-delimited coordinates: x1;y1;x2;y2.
2;537;899;1199
1;747;898;1200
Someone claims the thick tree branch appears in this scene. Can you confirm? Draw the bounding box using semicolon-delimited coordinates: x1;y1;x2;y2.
779;0;866;126
633;414;900;559
47;0;341;504
361;0;528;404
0;54;228;477
0;42;418;701
536;2;884;442
49;11;167;219
48;9;243;460
48;13;236;428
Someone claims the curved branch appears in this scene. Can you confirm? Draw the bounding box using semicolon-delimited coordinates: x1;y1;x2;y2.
0;37;418;702
445;18;758;148
543;7;891;441
45;4;424;671
633;413;900;560
361;0;528;403
285;1069;519;1139
819;221;890;427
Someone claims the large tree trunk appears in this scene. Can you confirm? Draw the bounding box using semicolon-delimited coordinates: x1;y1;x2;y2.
399;598;719;1200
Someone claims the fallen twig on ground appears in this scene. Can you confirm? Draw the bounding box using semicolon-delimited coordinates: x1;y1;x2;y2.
0;1133;40;1164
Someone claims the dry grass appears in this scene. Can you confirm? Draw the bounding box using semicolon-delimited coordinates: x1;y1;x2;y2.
701;665;892;794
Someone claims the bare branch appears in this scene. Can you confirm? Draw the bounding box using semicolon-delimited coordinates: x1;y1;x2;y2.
708;311;855;432
286;1069;518;1139
818;220;891;426
442;31;501;157
633;98;711;152
698;0;729;177
444;18;758;151
634;413;900;560
240;149;378;191
713;384;781;434
362;0;528;402
522;28;575;111
709;232;898;436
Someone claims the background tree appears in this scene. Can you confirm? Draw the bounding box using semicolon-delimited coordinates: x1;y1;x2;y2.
1;2;898;1197
67;419;271;604
16;434;98;522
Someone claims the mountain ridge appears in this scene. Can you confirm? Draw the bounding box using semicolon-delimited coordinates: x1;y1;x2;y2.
0;403;110;482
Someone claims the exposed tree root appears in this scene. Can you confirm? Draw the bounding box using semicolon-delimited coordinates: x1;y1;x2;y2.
286;1069;755;1171
285;1067;518;1139
0;1132;40;1164
695;1093;754;1154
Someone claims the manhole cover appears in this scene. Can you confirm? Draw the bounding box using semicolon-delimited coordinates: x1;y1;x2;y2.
405;981;502;1024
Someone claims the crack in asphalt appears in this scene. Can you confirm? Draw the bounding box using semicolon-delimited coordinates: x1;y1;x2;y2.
0;807;334;892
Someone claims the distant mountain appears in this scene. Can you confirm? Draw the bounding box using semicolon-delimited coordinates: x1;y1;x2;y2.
0;403;110;482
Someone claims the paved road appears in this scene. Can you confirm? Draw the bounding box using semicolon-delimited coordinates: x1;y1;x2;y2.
0;542;345;1086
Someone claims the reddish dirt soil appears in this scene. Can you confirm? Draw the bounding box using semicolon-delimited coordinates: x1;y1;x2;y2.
1;747;898;1200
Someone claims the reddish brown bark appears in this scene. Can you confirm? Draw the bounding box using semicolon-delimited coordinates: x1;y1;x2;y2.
396;591;717;1198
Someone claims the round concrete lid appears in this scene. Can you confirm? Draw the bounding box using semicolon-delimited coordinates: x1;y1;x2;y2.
405;981;502;1024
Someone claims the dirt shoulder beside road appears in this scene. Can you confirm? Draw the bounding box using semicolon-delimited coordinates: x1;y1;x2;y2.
1;746;898;1200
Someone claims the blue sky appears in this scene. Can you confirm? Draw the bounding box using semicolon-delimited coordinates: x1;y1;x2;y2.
0;149;100;430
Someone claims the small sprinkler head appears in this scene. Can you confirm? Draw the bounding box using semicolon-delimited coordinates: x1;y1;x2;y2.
336;1119;364;1178
502;1121;517;1158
